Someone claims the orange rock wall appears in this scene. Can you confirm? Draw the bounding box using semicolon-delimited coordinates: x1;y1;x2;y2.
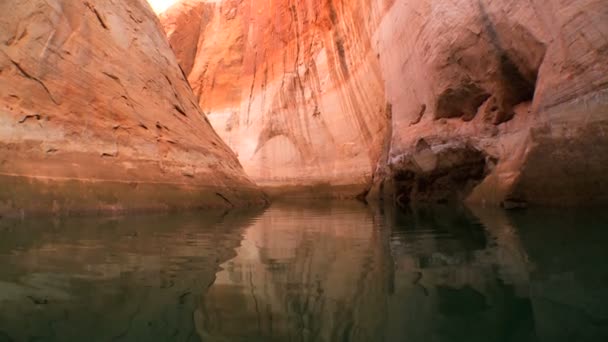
162;0;390;197
0;0;265;216
162;0;608;206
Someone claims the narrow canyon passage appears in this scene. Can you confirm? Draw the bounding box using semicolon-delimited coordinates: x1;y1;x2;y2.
159;0;608;206
0;0;607;341
0;0;607;214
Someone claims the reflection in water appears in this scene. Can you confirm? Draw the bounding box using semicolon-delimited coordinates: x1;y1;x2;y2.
196;202;392;342
0;210;263;342
0;203;607;341
509;209;608;342
383;206;535;342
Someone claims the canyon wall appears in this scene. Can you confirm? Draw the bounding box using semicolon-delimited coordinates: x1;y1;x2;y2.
162;0;608;206
372;0;608;207
161;0;389;198
0;0;266;216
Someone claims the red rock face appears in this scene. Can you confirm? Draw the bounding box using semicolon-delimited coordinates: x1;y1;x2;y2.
162;0;608;206
161;0;390;197
0;0;265;216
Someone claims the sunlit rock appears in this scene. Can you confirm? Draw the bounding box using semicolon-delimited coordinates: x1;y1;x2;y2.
160;0;389;198
160;0;608;206
0;0;265;216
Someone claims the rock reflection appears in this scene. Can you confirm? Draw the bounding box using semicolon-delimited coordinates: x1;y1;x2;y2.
1;203;606;342
196;204;540;342
381;206;536;342
196;201;392;341
0;209;263;342
510;209;608;342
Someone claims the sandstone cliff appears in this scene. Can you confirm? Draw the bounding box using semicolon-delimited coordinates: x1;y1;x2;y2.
162;0;608;206
0;0;265;217
373;0;608;207
161;0;389;198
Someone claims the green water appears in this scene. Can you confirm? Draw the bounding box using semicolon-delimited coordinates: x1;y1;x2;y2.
0;203;607;342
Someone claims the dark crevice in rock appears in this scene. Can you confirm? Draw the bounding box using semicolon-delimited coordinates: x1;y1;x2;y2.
10;60;59;104
478;0;546;124
415;138;431;152
127;10;143;24
164;74;173;86
173;104;187;116
102;72;120;82
435;82;490;120
18;114;41;123
490;51;539;125
499;52;536;99
392;143;492;207
85;2;109;30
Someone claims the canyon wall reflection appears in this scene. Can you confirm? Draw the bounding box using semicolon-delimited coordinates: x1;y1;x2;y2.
195;202;392;341
1;203;606;342
0;209;264;342
196;204;608;342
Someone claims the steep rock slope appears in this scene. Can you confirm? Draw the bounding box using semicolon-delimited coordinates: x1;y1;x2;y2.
162;0;608;206
161;0;389;198
373;0;608;207
0;0;265;217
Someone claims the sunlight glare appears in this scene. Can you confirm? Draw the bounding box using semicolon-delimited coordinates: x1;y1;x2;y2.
147;0;179;14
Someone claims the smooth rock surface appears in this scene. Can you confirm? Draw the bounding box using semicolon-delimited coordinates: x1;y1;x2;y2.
161;0;608;206
0;0;266;216
161;0;389;198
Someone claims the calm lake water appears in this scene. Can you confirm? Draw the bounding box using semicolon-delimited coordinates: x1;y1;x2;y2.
0;202;607;342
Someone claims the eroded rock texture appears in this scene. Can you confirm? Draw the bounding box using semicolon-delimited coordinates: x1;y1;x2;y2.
373;0;608;207
161;0;389;198
163;0;608;206
0;0;265;216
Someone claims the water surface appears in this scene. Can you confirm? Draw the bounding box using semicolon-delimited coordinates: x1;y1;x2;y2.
0;203;607;341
